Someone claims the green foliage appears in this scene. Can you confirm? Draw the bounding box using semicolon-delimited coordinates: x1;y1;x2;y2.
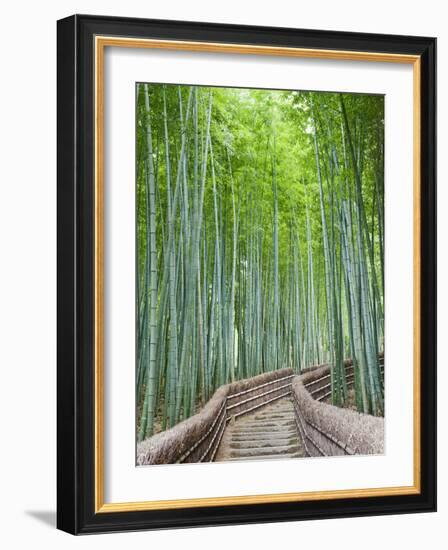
136;84;384;439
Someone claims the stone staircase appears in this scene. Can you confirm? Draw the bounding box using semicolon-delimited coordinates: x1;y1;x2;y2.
215;397;305;462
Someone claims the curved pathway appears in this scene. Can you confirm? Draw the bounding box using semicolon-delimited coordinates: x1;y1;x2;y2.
215;397;306;462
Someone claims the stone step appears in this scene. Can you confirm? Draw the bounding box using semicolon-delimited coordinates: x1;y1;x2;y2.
232;426;295;434
225;453;303;461
252;414;295;421
234;420;296;428
229;431;298;441
259;405;292;411
229;444;301;457
256;406;294;411
229;438;297;449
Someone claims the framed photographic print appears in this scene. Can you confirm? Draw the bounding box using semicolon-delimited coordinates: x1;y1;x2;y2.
57;14;436;534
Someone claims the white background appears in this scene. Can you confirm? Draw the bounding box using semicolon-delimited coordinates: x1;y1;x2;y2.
0;0;444;548
105;48;413;502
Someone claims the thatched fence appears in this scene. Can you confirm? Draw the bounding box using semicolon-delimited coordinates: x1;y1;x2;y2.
137;368;294;465
293;366;384;457
137;362;384;465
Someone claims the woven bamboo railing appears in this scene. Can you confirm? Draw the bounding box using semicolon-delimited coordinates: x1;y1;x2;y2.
137;368;294;465
293;365;384;457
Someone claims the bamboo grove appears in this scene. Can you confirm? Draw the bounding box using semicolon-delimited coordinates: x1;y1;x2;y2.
136;84;384;440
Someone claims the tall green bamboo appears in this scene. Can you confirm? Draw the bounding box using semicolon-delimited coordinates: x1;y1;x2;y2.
136;85;385;435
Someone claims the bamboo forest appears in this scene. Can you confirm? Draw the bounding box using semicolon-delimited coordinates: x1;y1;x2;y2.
136;83;384;445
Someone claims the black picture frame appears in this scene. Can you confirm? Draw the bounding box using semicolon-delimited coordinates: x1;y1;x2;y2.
57;14;436;534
